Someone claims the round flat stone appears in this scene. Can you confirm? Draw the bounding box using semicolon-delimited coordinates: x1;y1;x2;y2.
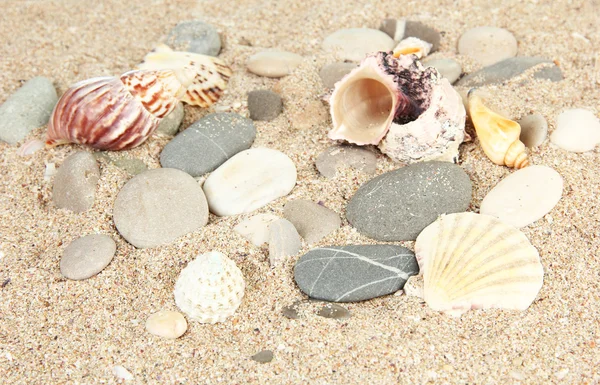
165;21;221;56
156;102;184;136
315;145;377;179
519;113;548;148
160;113;256;177
0;77;57;144
268;218;302;267
480;165;563;228
113;168;209;248
458;27;517;66
60;234;116;280
283;200;341;244
319;63;356;89
294;245;418;302
424;58;462;84
145;310;188;339
346;161;472;241
203;148;297;216
233;214;280;246
247;90;283;121
323;28;395;62
550;109;600;152
52;152;100;213
247;51;303;78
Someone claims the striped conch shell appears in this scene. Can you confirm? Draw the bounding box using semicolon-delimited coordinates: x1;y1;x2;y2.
46;70;185;151
468;91;529;168
415;212;544;317
137;44;232;108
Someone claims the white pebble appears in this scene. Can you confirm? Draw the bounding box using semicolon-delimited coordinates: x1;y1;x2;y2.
233;214;280;246
550;109;600;152
247;51;303;78
44;162;56;181
17;139;45;157
112;365;133;381
323;28;395;62
458;27;518;66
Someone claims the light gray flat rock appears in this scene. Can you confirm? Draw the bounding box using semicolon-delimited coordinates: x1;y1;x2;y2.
52;152;100;213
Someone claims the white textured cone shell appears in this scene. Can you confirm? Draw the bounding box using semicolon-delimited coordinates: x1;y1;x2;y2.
379;78;466;163
174;251;245;324
415;212;544;317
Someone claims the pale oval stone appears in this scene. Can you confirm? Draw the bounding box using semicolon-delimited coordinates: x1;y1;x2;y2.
458;27;518;66
247;51;303;78
203;148;297;216
519;113;548;148
269;218;302;267
550;109;600;152
60;234;116;280
424;58;462;84
323;28;395;62
233;214;280;246
480;165;563;228
145;310;188;339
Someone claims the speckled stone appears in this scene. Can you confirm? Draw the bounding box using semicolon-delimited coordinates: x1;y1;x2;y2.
322;28;395;62
160;113;256;177
156;102;184;136
519;113;548;148
247;90;283;121
319;62;356;89
315;145;377;179
346;161;472;241
0;77;57;144
456;57;563;87
145;310;188;339
283;200;341;244
458;27;518;66
59;234;116;280
424;58;462;84
52;152;100;213
113;168;209;249
247;51;303;78
165;21;221;56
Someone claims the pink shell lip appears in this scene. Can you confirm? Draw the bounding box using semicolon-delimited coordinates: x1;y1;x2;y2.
328;52;437;146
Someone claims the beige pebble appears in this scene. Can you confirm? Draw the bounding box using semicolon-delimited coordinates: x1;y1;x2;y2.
458;27;517;66
247;51;303;78
145;310;188;339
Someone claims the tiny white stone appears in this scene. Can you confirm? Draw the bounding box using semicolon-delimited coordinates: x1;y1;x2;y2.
554;368;569;379
323;28;395;62
550;109;600;152
112;365;133;381
44;162;56;181
458;27;518;66
247;51;303;78
233;214;280;246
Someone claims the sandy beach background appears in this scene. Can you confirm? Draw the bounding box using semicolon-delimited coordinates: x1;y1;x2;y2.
1;0;599;383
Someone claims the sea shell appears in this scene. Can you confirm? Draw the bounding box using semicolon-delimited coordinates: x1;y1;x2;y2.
414;212;544;317
468;92;529;168
46;70;185;151
174;251;245;324
328;52;466;163
138;44;232;107
393;37;432;59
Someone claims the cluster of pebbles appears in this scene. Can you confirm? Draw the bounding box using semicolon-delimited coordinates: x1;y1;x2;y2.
1;17;599;363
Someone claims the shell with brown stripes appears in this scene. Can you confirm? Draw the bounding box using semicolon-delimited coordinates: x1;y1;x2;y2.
414;212;544;317
46;69;185;151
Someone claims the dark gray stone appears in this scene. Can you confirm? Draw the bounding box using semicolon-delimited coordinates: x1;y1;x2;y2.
379;18;398;40
456;57;563;87
160;113;256;177
315;145;377;178
0;77;57;144
404;21;441;52
166;21;221;56
317;303;351;319
319;63;356;89
251;350;274;363
247;90;282;121
294;245;418;302
60;234;116;280
283;200;341;244
346;161;472;241
52;152;100;213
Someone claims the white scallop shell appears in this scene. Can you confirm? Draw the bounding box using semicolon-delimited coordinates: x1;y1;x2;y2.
415;212;544;317
174;251;245;324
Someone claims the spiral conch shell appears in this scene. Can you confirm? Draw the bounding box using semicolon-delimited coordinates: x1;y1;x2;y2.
414;212;544;317
328;52;466;163
46;70;185;151
468;92;529;168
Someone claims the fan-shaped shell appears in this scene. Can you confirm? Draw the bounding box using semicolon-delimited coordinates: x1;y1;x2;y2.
46;70;184;151
415;212;544;317
174;251;245;324
137;44;232;108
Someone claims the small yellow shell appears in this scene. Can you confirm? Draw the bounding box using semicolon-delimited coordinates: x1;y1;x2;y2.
468;92;529;168
46;70;185;151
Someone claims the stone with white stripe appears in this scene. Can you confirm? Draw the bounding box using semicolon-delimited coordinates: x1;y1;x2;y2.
160;113;256;177
293;245;418;302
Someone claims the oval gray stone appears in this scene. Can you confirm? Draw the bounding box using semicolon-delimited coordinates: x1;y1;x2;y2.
423;58;462;84
0;77;57;144
113;168;209;248
53;152;100;213
156;102;184;136
165;21;221;56
315;145;377;179
404;21;441;52
519;113;548;148
456;57;563;87
346;161;472;241
269;218;302;267
294;245;419;302
160;113;256;177
60;234;116;280
283;200;341;244
319;62;357;89
247;90;282;121
251;350;274;363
